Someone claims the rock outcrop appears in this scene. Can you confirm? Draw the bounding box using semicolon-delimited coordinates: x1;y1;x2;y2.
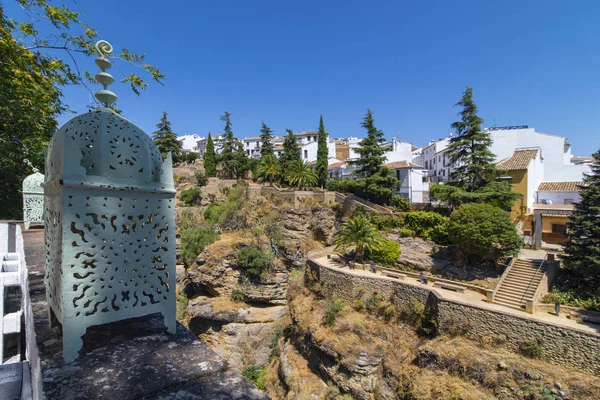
187;297;289;371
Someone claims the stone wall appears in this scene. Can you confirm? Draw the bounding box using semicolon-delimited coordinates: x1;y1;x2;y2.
437;299;600;374
309;259;600;374
248;186;335;207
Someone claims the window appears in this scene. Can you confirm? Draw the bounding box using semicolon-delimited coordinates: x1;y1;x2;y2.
438;156;441;162
425;161;428;169
255;142;259;148
304;150;308;159
442;170;445;176
433;158;436;164
552;224;567;235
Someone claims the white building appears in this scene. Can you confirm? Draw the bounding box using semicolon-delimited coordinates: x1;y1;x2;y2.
423;126;591;185
386;161;430;203
196;134;225;157
178;134;205;153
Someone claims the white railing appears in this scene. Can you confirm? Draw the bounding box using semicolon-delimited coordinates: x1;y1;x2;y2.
1;223;37;398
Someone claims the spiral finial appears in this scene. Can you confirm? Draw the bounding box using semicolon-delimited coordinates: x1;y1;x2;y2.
24;159;39;173
94;39;118;107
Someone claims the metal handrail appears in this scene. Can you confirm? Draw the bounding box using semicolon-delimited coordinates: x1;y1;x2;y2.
519;253;548;304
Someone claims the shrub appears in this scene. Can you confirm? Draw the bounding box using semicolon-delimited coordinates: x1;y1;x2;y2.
269;327;284;361
237;243;273;280
430;222;450;245
365;292;385;314
398;299;437;337
383;304;397;321
180;223;220;266
371;214;403;230
242;366;266;390
231;287;244;302
447;203;521;261
203;183;248;229
332;202;343;219
176;294;188;320
354;299;366;312
195;171;208;186
179;186;202;206
323;298;345;327
366;238;401;265
263;210;285;248
399;227;415;238
519;338;544;359
391;194;410;212
403;211;448;241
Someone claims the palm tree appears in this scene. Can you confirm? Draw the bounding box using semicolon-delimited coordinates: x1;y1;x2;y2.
333;214;383;263
258;155;280;185
286;160;318;189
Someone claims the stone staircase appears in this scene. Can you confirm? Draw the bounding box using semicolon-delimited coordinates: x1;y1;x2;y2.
494;258;546;310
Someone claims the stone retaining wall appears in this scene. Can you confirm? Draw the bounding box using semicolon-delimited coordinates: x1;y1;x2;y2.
248;187;335;207
308;259;600;374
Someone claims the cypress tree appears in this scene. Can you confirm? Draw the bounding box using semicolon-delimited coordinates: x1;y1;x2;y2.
351;109;387;178
153;111;182;160
316;115;329;187
279;129;301;175
219;111;236;179
259;121;274;158
204;132;217;177
563;150;600;285
446;87;497;191
234;141;250;179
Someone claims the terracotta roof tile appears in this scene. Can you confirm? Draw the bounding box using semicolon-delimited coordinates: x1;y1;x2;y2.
496;149;539;170
538;181;583;192
328;161;346;169
385;161;422;169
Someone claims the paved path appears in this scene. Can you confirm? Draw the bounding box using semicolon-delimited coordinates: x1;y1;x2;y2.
315;255;600;336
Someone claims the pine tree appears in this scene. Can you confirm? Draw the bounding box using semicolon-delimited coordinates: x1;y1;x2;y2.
259;121;274;158
204;132;217;177
279;129;301;179
563;150;600;285
446;87;497;191
153;111;182;160
219;111;236;179
351;109;388;178
316;115;329;187
234;141;250;179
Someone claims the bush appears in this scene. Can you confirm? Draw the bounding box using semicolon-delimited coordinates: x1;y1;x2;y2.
366;238;401;265
391;194;410;212
237;243;273;280
231;287;244;302
447;203;521;261
242;366;266;390
269;327;284;361
383;304;397;321
399;227;415;238
179;186;202;206
429;222;450;245
365;292;385;314
519;338;544;359
323;298;345;327
354;299;366;312
195;171;208;186
176;294;188;320
371;214;403;230
398;299;437;337
403;211;448;241
203;183;248;229
180;223;220;266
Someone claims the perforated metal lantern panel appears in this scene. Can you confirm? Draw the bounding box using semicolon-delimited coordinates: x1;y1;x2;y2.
22;171;45;229
43;108;176;362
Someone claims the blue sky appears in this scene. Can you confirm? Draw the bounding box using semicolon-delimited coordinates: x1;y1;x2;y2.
7;1;600;154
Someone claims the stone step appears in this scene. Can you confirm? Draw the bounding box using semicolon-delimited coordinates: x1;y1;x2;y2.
503;275;544;285
500;281;541;292
505;270;545;280
495;291;537;302
493;299;525;310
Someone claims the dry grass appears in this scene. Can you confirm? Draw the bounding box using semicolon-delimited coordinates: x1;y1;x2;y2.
286;289;600;399
264;338;329;400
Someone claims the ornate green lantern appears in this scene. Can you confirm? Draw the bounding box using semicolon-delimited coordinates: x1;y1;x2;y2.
43;41;176;362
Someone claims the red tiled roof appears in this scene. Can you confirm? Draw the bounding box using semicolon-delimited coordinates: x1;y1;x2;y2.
328;161;346;169
385;161;422;169
496;149;539;170
538;181;583;192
